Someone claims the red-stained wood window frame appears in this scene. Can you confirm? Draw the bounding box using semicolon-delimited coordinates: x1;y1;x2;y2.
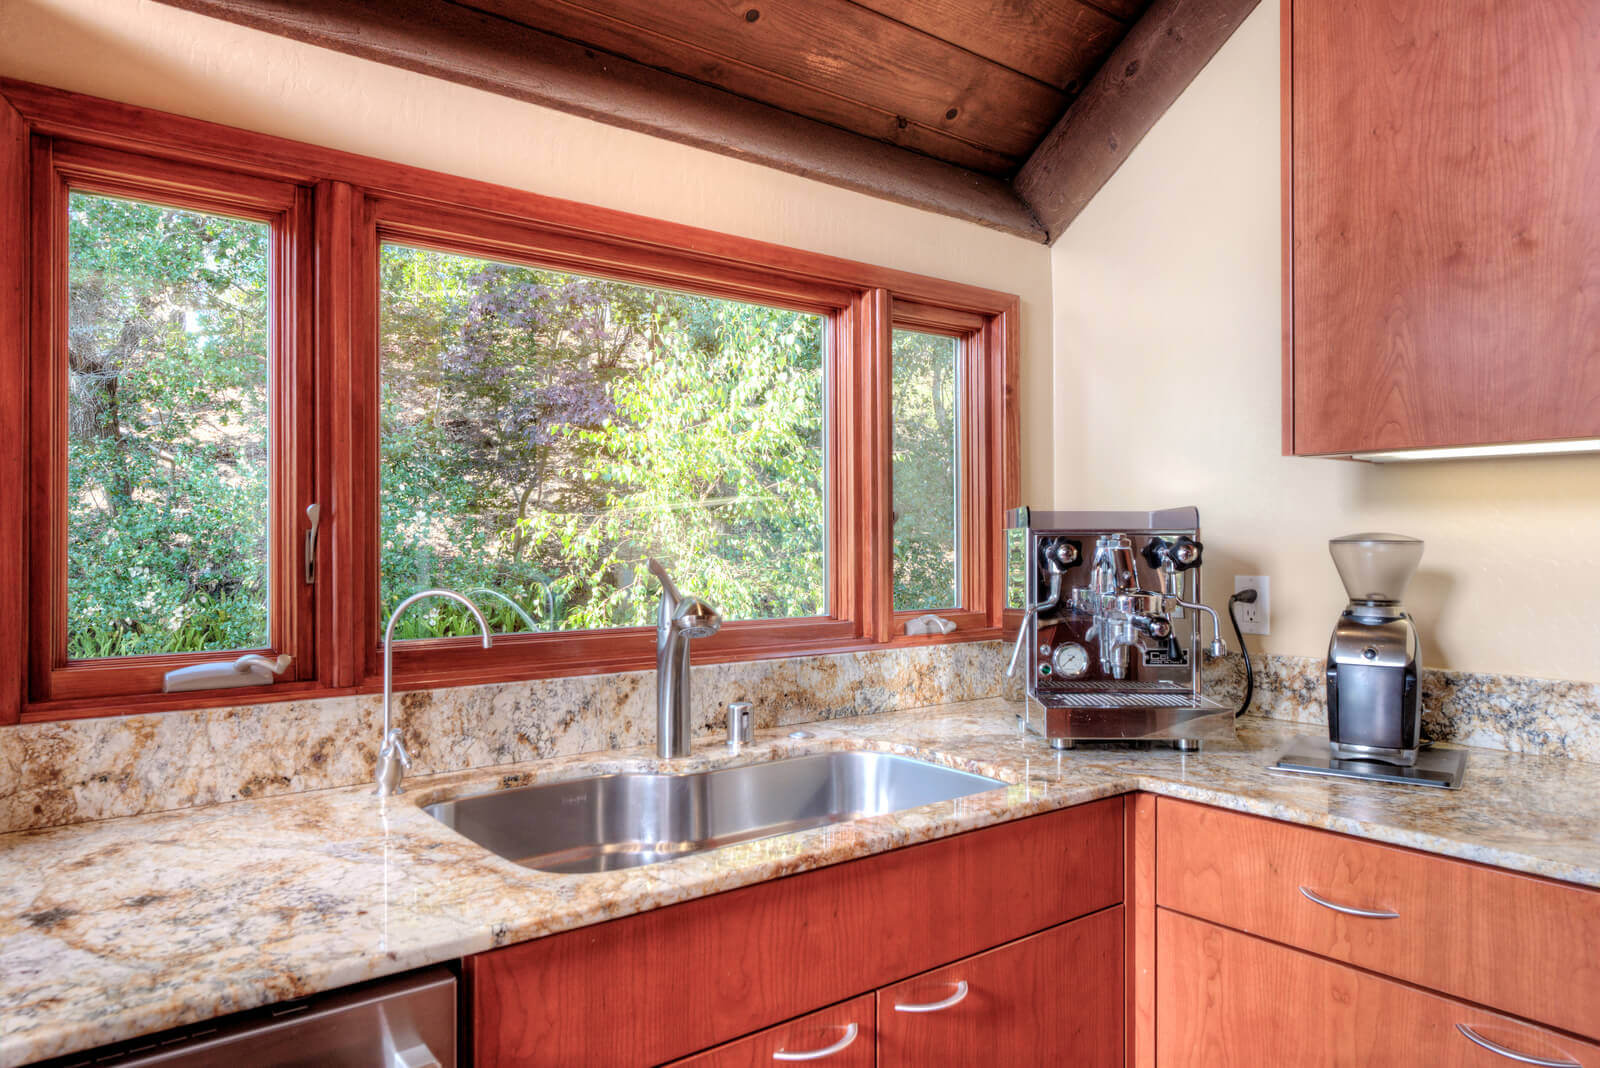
0;78;1019;723
887;300;1009;640
354;194;866;691
21;136;318;708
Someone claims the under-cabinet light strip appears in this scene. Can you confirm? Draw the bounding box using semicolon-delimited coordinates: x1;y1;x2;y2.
1351;438;1600;463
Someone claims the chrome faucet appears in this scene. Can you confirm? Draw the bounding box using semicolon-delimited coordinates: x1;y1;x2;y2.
376;589;493;797
649;558;722;758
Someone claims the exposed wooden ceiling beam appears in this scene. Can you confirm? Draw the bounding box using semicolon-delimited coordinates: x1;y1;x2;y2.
1014;0;1262;240
463;0;1064;172
149;0;1048;241
851;0;1137;93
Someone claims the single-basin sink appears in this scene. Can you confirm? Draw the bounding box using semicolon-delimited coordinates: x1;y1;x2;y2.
424;751;1005;874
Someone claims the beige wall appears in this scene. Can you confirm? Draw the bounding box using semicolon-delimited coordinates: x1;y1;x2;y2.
0;0;1056;502
1050;0;1600;681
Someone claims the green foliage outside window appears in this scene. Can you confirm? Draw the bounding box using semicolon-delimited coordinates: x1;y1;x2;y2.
61;200;968;658
891;329;961;611
377;245;828;638
66;193;270;659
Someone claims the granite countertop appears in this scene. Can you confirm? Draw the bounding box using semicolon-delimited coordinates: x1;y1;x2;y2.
4;700;1599;1066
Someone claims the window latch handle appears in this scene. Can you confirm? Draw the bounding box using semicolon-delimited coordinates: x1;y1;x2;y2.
304;503;321;584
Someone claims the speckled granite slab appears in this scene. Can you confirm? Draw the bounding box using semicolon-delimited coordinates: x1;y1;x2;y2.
3;699;1599;1066
3;641;1594;837
0;642;1016;834
1206;653;1600;764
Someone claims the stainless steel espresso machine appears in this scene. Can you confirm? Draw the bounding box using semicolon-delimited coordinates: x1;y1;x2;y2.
1007;507;1235;750
1273;532;1466;788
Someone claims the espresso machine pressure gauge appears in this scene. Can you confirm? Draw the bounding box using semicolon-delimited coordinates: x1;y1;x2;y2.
1051;643;1090;678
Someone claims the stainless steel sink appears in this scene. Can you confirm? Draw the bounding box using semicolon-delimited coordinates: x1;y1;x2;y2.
424;751;1005;874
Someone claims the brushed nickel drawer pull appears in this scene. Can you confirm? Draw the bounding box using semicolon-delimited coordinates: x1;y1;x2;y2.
773;1022;858;1062
894;980;970;1014
1298;885;1400;919
1455;1023;1580;1067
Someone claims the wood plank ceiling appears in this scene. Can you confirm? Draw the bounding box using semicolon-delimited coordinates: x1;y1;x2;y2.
151;0;1260;242
459;0;1154;179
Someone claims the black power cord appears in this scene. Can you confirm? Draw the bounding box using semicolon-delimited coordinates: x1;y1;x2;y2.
1227;589;1258;718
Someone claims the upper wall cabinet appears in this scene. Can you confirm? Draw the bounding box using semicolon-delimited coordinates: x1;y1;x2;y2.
1283;0;1600;457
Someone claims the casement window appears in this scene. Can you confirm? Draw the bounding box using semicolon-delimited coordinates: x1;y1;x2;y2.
0;80;1018;722
887;302;1005;637
23;139;315;707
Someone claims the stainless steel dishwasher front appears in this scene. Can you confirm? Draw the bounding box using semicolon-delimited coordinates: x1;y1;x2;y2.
63;966;456;1068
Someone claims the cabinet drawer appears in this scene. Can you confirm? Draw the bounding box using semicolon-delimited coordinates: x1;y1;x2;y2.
467;799;1122;1067
669;996;875;1067
1158;909;1600;1067
1156;798;1600;1038
877;907;1123;1067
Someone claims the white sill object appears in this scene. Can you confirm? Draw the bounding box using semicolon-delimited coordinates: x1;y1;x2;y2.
163;653;292;693
904;614;958;636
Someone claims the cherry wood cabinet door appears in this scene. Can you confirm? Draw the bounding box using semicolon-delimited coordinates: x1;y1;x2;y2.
876;906;1123;1067
1157;909;1600;1067
1156;798;1600;1039
466;800;1122;1067
1286;0;1600;454
667;996;875;1067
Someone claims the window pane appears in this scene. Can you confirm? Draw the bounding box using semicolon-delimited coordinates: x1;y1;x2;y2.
891;329;960;611
378;244;826;638
65;193;272;658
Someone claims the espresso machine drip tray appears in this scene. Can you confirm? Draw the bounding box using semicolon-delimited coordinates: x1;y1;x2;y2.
1044;690;1207;709
1272;734;1467;789
1023;693;1237;750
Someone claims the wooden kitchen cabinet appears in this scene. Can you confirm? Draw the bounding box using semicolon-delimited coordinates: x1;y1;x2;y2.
1157;909;1600;1067
1150;799;1600;1067
878;908;1123;1067
465;799;1123;1066
673;909;1125;1067
1283;0;1600;455
1156;798;1600;1039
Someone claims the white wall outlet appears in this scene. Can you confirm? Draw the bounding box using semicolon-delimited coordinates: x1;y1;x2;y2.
1233;575;1271;635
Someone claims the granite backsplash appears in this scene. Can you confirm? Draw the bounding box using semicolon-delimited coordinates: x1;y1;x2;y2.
0;642;1016;833
2;639;1595;834
1207;653;1600;765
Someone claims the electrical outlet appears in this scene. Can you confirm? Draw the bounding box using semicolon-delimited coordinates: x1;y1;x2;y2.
1233;575;1271;635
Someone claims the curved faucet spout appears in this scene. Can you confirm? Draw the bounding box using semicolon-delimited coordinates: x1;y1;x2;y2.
377;588;494;796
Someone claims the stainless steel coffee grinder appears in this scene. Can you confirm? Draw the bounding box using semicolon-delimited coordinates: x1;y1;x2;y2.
1274;531;1465;788
1325;532;1424;764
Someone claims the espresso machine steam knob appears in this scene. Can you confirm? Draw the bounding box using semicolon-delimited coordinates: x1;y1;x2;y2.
1140;536;1202;572
1045;539;1080;568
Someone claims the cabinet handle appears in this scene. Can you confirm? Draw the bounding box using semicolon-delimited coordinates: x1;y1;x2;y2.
1455;1024;1580;1067
893;980;970;1014
773;1022;858;1062
1298;885;1400;919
